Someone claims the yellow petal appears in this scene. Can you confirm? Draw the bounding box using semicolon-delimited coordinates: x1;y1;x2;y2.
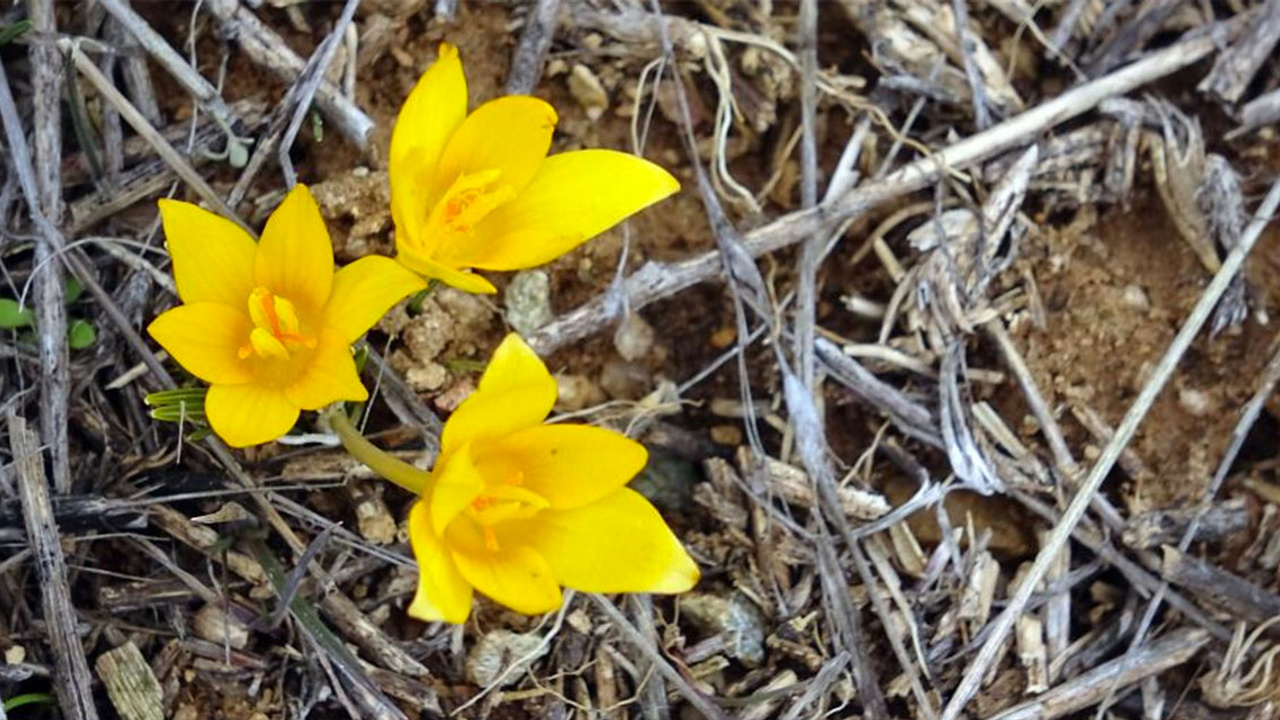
324;256;428;343
479;332;554;396
428;441;485;537
407;500;474;623
205;382;299;447
448;517;562;615
456;150;680;270
518;488;699;594
391;42;468;250
255;185;334;318
283;330;368;410
474;425;647;509
147;303;253;385
428;95;556;204
439;333;555;456
395;249;497;294
159;199;257;307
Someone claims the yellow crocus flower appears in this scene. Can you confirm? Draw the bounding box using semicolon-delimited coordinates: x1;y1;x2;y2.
389;43;681;294
406;333;699;622
148;185;427;447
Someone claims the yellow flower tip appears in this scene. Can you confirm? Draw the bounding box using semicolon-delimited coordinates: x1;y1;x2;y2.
151;189;426;447
403;336;696;621
651;545;701;595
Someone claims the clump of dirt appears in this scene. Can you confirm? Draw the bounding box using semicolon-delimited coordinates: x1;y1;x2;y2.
1017;194;1280;512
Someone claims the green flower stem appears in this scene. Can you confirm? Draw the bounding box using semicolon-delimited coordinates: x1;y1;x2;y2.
326;407;432;495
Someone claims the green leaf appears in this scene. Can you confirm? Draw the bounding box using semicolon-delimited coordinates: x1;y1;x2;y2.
446;357;485;374
146;387;208;426
407;283;438;315
3;692;54;712
186;426;213;442
146;387;209;407
0;299;35;329
68;319;97;349
65;276;84;304
311;109;324;143
0;19;32;46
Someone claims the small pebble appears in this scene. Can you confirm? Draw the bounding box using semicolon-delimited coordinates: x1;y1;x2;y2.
504;270;554;336
191;604;249;650
1178;387;1213;416
710;424;743;446
402;302;454;362
351;483;396;545
681;593;766;667
1122;284;1150;312
556;373;606;411
709;326;736;349
613;314;655;361
405;363;448;392
568;64;609;121
600;360;650;399
567;609;593;635
434;377;477;412
544;58;568;77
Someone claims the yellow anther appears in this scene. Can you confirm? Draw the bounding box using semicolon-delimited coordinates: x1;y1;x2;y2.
248;327;290;360
483;527;500;552
246;285;313;359
429;169;514;235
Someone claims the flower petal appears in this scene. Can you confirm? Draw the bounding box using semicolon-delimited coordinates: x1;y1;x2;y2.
517;488;699;594
407;500;474;623
456;150;680;270
473;425;647;509
324;256;428;343
391;42;468;251
205;382;299;448
255;185;334;319
147;303;253;385
479;332;554;396
159;199;257;307
395;249;497;294
439;333;555;456
428;441;485;537
429;95;556;205
448;517;563;616
283;330;368;410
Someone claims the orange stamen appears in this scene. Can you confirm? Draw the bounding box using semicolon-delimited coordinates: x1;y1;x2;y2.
256;288;283;336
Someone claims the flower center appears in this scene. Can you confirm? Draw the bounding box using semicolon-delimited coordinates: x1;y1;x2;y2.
428;169;515;237
240;286;316;360
465;471;548;552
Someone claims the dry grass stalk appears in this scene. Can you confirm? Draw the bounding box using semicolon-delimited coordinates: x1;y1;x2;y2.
992;628;1210;720
5;414;99;720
